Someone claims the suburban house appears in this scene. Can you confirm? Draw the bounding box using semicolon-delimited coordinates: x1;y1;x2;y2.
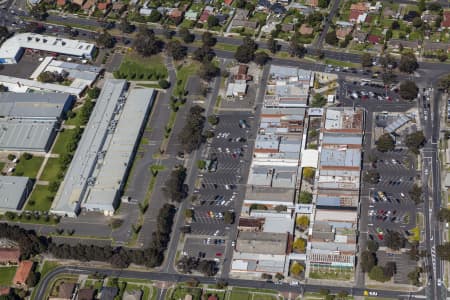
52;282;76;300
352;30;367;43
199;6;214;23
336;26;353;40
185;9;198;21
299;24;314;36
442;11;450;29
224;0;233;6
421;10;439;24
387;39;421;54
367;34;381;44
78;288;96;300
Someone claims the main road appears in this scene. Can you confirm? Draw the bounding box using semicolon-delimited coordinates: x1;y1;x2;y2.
34;266;427;300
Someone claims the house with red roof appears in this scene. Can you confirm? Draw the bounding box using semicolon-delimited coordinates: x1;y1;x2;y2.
97;1;110;12
199;6;214;23
0;288;11;296
367;35;381;44
224;0;233;6
56;0;66;7
13;261;33;286
442;11;450;29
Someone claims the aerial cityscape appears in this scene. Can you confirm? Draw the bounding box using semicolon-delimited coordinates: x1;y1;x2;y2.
0;0;448;299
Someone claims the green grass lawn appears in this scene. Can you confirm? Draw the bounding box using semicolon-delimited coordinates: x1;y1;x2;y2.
13;155;44;179
52;129;76;155
24;184;56;211
65;109;85;126
114;54;168;81
229;291;251;300
40;158;61;182
40;261;60;279
0;162;5;172
324;58;359;68
0;266;17;286
169;287;202;300
174;62;201;96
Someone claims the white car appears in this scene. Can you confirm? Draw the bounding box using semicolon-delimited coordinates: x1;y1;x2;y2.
400;193;405;198
369;291;378;296
438;279;442;286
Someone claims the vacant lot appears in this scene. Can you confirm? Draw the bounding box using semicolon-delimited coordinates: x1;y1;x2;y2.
114;54;168;81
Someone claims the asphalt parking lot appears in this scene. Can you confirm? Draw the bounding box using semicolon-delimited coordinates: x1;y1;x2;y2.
377;250;418;284
182;112;254;262
183;237;227;262
365;149;419;245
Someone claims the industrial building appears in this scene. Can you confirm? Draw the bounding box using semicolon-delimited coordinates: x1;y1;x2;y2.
0;33;96;64
0;75;85;96
0;92;73;152
30;57;102;91
0;176;32;211
51;80;155;217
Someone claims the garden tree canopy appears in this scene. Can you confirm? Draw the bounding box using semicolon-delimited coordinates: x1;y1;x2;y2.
290;262;304;276
254;51;270;66
193;45;215;62
438;208;450;222
163;167;187;202
30;4;47;20
293;238;307;253
267;37;278;53
87;87;101;99
376;133;395;152
409;184;423;204
318;0;330;8
405;131;425;153
399;80;419;100
179;105;206;153
198;61;220;81
119;18;135;33
298;191;313;204
438;74;450;91
399;52;418;73
361;53;373;68
207;15;219;28
367;240;379;252
159;79;170;89
369;266;390;282
311;94;327;107
303;167;315;181
96;30;115;49
325;30;338;46
296;215;310;230
288;39;306;58
437;242;450;260
408;267;422;286
166;40;187;60
360;250;376;273
234;37;257;63
148;10;162;23
202;31;217;47
384;231;406;250
179;28;195;44
383;262;397;278
364;170;380;184
133;27;163;56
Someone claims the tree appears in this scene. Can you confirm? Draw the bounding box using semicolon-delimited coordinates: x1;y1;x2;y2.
289;40;306;58
133;27;163;56
412;17;423;28
166;40;187;60
438;74;450;91
164;167;187;202
119;18;135;33
0;26;9;39
178;105;206;153
376;133;395;152
25;271;40;287
148;10;162;22
298;191;313;204
0;84;7;92
197;260;217;276
360;250;376;273
384;231;406;250
87;87;101;99
193;45;215;62
7;154;15;161
385;29;392;41
405;131;425;153
437;242;450;260
234;37;257;63
438;208;450;222
399;52;418;73
48;181;60;193
198;62;220;81
96;30;115;48
383;262;396;278
367;240;379;253
409;184;423;204
207;15;219;28
418;0;426;12
318;0;330;8
23;153;32;160
325;30;338;46
391;20;400;30
30;5;47;20
311;94;327;107
202;32;217;47
364;170;380;184
399;80;418;100
382;71;397;85
159;79;170;89
254;51;270;66
407;267;422;286
179;28;195;43
293;238;307;253
267;37;278;54
207;115;219;125
296;215;310;230
224;211;235;224
303;167;315;181
369;266;390;282
290;262;304;276
361;53;373;68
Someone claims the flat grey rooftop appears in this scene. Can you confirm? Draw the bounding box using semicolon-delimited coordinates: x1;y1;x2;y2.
0;176;30;210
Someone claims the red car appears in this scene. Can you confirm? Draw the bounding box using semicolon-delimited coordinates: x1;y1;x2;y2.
215;252;222;257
